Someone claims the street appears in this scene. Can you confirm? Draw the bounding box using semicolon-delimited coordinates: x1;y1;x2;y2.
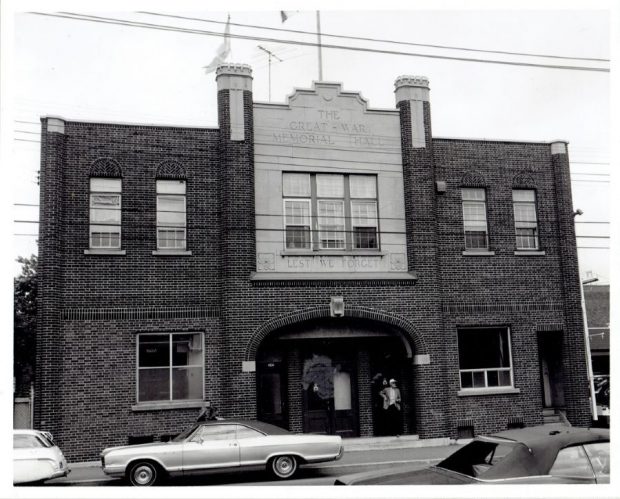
42;444;459;487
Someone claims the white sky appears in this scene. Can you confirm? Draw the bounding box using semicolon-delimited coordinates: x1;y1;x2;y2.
0;1;618;497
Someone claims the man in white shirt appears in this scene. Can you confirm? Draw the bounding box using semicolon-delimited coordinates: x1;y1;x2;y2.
380;379;402;435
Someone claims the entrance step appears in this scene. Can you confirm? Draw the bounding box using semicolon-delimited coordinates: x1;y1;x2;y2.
542;407;570;426
343;435;453;452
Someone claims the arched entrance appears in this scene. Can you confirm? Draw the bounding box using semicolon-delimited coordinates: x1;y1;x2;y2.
256;316;414;438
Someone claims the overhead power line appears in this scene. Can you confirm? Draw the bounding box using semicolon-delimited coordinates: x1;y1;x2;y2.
137;11;609;63
28;12;609;73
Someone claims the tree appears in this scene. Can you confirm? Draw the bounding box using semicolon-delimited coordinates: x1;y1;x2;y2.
14;255;37;397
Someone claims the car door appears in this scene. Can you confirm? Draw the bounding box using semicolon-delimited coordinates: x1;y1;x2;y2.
236;425;269;467
181;424;240;473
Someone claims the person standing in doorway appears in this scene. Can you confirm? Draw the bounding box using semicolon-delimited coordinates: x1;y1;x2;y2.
380;378;402;435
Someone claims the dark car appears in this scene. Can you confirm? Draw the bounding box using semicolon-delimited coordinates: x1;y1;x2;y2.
335;425;609;485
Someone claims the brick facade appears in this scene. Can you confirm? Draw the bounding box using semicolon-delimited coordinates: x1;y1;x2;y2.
36;65;591;461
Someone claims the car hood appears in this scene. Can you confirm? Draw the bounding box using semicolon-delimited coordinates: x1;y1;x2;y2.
336;465;475;485
101;441;178;456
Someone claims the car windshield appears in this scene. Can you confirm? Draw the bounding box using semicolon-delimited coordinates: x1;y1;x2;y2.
14;434;52;449
437;439;517;478
172;425;199;442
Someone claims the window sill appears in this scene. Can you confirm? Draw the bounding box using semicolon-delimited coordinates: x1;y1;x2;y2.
84;249;126;255
131;400;204;412
462;250;495;256
152;250;192;256
280;250;386;257
457;387;521;397
514;250;546;256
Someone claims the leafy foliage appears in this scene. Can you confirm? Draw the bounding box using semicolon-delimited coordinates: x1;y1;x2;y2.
14;255;37;396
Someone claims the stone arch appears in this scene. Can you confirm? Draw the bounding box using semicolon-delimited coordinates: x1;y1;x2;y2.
460;171;486;187
244;306;428;362
512;172;537;188
90;157;122;177
156;160;187;179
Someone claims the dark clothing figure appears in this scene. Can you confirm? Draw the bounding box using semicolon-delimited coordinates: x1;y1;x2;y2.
197;406;219;422
380;379;402;435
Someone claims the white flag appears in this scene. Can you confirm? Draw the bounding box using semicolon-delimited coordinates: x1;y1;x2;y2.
204;15;231;74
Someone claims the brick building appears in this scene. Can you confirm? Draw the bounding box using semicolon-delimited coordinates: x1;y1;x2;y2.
36;64;592;460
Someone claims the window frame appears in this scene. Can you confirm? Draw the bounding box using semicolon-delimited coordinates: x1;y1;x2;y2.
461;187;489;251
156;179;187;250
282;172;380;252
89;177;122;249
457;327;515;391
136;332;204;404
512;189;540;250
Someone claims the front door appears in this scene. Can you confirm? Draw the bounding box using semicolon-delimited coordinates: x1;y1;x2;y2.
302;350;358;437
257;361;287;429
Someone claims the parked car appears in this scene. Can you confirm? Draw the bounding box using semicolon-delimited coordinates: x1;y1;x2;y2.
13;430;70;485
101;420;344;485
335;425;609;485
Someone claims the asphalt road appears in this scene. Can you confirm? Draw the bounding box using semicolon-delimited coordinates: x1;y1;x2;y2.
40;445;460;487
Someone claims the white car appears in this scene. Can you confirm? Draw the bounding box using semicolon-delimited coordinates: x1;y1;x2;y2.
13;430;70;485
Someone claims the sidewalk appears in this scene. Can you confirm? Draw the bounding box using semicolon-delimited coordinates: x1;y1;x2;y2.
49;435;461;485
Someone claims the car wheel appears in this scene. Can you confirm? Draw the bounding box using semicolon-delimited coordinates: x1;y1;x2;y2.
270;455;298;479
128;461;159;486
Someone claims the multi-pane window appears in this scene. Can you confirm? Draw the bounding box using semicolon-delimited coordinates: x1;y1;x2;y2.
157;180;187;250
89;178;122;249
513;189;539;250
458;328;513;390
461;188;488;250
137;333;203;402
283;173;378;250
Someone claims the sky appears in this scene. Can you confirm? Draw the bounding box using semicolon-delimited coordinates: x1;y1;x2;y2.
3;1;613;286
0;0;617;497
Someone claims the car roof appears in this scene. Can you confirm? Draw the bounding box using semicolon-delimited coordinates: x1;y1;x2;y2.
197;420;290;435
473;425;609;479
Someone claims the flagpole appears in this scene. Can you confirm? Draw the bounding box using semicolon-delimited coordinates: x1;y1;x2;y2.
316;11;323;81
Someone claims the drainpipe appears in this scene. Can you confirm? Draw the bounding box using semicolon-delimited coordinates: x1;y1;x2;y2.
580;276;598;421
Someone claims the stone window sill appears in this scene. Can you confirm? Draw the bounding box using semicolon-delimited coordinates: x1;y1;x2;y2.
514;250;546;256
457;387;521;397
84;249;126;255
131;400;204;412
152;250;193;256
462;250;495;256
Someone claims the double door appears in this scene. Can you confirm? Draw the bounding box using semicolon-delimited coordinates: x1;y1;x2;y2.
302;350;358;438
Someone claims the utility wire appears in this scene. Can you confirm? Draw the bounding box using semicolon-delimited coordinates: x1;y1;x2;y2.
28;12;609;73
137;11;610;63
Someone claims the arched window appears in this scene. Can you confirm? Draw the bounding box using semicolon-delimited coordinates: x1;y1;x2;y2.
89;159;122;250
155;161;187;251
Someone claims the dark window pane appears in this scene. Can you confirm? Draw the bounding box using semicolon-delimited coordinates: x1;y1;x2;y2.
139;335;169;367
354;227;377;249
460;372;473;388
138;368;169;401
172;334;202;366
472;371;485;388
286;226;311;249
465;231;488;249
458;329;510;369
487;370;499;387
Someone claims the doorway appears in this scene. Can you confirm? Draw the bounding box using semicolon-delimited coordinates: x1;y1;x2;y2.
301;348;358;437
257;360;288;429
538;333;565;408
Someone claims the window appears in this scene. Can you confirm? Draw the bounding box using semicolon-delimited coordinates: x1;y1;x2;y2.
458;328;513;389
137;333;203;403
461;188;488;250
283;173;378;250
90;178;121;249
549;445;596;480
157;180;187;250
513;189;539;250
584;442;610;483
236;425;265;439
190;425;236;442
13;434;52;449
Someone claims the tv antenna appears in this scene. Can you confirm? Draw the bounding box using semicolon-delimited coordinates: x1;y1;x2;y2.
257;45;283;102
